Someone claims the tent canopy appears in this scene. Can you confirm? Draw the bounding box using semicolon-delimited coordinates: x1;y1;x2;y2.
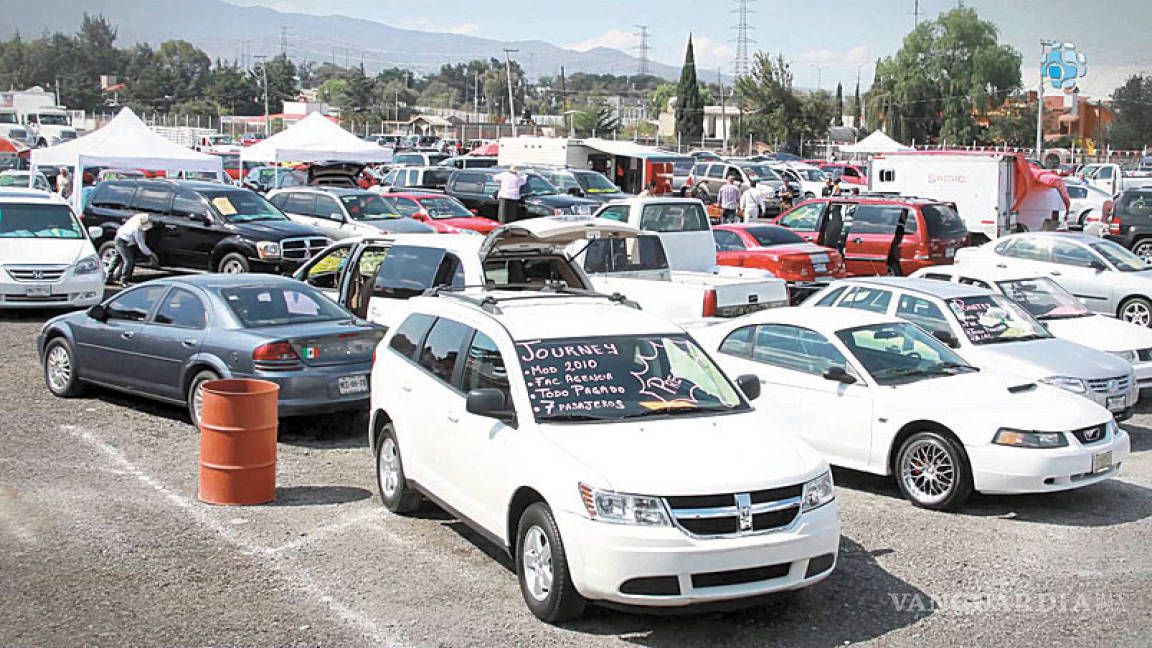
30;107;224;173
839;130;912;154
240;112;394;164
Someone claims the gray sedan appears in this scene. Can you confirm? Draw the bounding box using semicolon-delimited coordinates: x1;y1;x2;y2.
38;274;385;426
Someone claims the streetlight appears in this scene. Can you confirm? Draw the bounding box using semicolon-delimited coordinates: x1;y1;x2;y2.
810;64;829;92
563;109;579;138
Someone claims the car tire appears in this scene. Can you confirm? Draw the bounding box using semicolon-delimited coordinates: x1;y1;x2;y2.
1131;240;1152;264
516;502;586;623
217;253;250;274
43;338;83;397
1119;296;1152;328
375;424;422;513
97;241;119;281
886;261;902;277
186;369;220;429
894;431;973;510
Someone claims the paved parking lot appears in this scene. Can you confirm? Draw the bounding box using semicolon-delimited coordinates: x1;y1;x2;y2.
3;290;1151;647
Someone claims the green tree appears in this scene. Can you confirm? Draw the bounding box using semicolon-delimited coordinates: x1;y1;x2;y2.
1109;74;1152;149
986;96;1037;147
834;82;843;122
675;36;704;140
254;54;298;114
573;99;619;137
649;83;677;116
735;53;801;148
205;62;259;114
853;79;861;124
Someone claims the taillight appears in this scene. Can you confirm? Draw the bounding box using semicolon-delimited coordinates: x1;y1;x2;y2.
253;341;301;370
1103;201;1121;234
781;257;809;277
702;290;717;317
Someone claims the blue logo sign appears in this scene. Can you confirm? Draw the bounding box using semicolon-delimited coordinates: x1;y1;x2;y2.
1042;43;1087;93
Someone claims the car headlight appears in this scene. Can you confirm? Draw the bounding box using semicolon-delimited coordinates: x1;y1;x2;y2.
1039;376;1089;395
455;227;480;236
801;470;835;512
255;241;281;258
72;254;101;275
578;483;670;526
1109;349;1138;363
993;428;1069;448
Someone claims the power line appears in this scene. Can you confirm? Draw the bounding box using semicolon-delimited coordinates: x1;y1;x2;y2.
732;0;755;79
634;25;651;77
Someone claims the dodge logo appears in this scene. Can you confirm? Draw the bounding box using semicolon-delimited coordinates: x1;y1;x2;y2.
736;492;752;532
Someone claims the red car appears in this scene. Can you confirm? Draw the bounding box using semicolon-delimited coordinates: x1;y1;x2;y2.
772;196;970;276
817;162;868;186
713;223;847;282
382;192;500;233
239;132;267;147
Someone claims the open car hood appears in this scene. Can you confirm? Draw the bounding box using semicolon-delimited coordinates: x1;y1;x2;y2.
308;162;365;187
478;215;639;258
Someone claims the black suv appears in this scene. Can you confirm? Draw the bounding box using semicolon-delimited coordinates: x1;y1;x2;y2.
445;168;599;220
84;179;331;275
1103;189;1152;259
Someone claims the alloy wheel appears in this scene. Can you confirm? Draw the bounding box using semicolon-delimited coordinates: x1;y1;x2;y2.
221;259;245;274
1135;242;1152;264
378;438;400;499
1122;301;1151;327
900;438;955;505
100;248;118;273
521;526;554;602
46;345;72;392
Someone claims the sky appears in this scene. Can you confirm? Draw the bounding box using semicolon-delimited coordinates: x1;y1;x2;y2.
227;0;1152;97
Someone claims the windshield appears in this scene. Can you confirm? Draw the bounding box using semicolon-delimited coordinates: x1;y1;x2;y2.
522;174;561;197
516;334;747;421
0;173;47;190
203;190;287;223
0;203;83;238
574;171;619;193
745;226;806;246
418;196;473;218
542;171;580;191
37;113;69;126
946;295;1050;344
921;204;968;238
220;284;351;327
1089;239;1148;271
996;278;1091;319
740;165;782;182
793;168;826;181
341;194;403;220
836;323;974;385
673;160;693;174
0;113;16;124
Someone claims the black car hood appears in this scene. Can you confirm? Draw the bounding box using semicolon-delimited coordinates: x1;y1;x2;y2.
227;219;325;239
526;194;601;208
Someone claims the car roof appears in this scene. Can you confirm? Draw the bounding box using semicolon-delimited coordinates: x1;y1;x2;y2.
162;273;305;289
0;189;67;203
837;276;995;298
915;265;1043;283
1000;231;1102;244
801;195;946;207
276;186;371;196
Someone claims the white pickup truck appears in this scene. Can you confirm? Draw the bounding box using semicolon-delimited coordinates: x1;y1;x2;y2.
1083;163;1152;196
293;217;787;327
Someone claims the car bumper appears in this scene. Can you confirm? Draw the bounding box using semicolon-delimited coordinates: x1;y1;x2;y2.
250;257;307;275
0;276;104;309
1133;361;1152;390
968;430;1131;494
240;362;372;416
1083;386;1138;418
555;501;840;607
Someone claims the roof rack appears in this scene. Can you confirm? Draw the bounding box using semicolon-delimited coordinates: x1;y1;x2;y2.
425;281;641;314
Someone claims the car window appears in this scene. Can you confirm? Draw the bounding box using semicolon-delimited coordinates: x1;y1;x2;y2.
847;205;911;235
839;286;892;313
813;285;846;306
220;285;351;327
958;277;992;288
460;331;510;398
418;317;472;387
1067;186;1087;199
706;165;725;179
920;273;955;282
750;324;852;377
314;195;342;220
130;185;173;213
692;163;708;176
372;246;464;298
390;198;421;216
389;313;435;360
597;205;630;222
778;203;823;231
453;171;483;193
105;285;168;321
303;244;352;289
153;288;207;329
713;230;746;252
1050;240;1100;268
639;203;709;232
281;193;315;216
895;295;949;333
1098;166;1113;179
90;183;135;209
171;190;210;219
582;236;669;273
719;325;754;357
1003;237;1050;261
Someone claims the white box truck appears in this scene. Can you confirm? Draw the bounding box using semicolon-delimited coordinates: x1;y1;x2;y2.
6;88;78;147
498;136;681;195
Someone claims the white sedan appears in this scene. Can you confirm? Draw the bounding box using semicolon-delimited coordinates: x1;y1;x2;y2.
691;307;1128;510
1064;180;1112;230
911;265;1152;389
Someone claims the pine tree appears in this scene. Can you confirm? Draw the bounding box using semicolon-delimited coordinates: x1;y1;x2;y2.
675;36;703;140
835;82;844;123
853;79;862;125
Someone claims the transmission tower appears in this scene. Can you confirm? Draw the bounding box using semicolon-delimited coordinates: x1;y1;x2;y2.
279;26;289;57
634;25;651;76
732;0;755;79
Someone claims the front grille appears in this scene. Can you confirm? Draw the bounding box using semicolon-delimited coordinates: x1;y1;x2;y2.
5;265;67;282
279;237;331;260
3;294;68;303
1071;424;1109;445
665;484;802;538
691;562;791;589
1087;375;1131;394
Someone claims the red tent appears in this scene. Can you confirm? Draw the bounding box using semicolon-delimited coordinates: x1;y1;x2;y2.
468;142;498;156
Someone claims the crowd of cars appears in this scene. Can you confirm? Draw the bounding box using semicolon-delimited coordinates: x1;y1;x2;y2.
9;144;1152;625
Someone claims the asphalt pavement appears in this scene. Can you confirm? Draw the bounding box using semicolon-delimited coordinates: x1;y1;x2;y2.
2;287;1151;647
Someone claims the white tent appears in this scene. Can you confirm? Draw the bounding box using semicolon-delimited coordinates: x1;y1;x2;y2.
30;107;225;209
239;112;394;165
839;130;913;154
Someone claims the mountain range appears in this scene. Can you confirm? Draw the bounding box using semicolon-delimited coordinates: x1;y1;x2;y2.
0;0;692;82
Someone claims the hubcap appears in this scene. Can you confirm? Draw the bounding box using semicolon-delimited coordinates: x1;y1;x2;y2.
1122;302;1151;327
521;526;554;602
1135;243;1152;263
100;249;118;272
46;346;71;392
900;439;955;505
378;438;400;499
221;260;245;274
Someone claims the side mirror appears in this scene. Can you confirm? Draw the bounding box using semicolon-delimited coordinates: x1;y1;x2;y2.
191;213;211;224
332;212;345;221
735;374;761;401
87;304;107;322
87;225;103;239
822;366;857;384
567;187;584;197
1089;260;1107;271
465;388;517;425
932;330;960;348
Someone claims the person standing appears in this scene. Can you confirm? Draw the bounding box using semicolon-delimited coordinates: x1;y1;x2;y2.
638;181;658;198
821;176;835;197
718;177;741;224
55;167;70;197
739;179;765;222
493;166;527;223
108;213;156;287
831;178;844;196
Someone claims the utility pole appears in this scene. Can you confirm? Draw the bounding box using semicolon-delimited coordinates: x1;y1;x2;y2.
503;48;518;137
1037;39;1058;158
634;25;651;76
913;0;921;27
473;69;480;120
719;71;728;152
255;55;270;136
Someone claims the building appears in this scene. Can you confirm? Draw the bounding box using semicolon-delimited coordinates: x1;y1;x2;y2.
655;97;740;140
1042;93;1115;148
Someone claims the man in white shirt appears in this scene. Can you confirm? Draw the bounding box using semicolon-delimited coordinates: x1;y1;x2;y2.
109;213;156;287
739;179;766;222
717;177;742;224
492;166;527;223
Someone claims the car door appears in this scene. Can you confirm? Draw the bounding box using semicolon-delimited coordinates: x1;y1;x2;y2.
313;193;358;240
713;229;748;266
716;323;874;468
843;204;906;275
162;189;217;269
776;202;825;243
1047;239;1113;306
296;242;355;300
278;192;320;232
72;284;170;388
134;286;209;401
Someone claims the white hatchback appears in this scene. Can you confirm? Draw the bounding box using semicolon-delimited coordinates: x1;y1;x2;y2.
0;190;104;308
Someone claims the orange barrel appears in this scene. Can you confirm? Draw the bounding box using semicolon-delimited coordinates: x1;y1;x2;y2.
198;379;279;505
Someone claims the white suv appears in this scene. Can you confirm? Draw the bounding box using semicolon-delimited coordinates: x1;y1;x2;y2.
0;189;104;308
369;289;840;622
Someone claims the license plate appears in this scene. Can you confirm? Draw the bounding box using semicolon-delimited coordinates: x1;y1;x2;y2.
338;374;369;395
810;254;829;264
1107;395;1126;412
1093;451;1112;473
813;263;828;273
945;248;956;258
25;285;51;297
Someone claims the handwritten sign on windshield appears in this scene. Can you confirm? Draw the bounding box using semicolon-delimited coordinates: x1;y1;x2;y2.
948;297;998;343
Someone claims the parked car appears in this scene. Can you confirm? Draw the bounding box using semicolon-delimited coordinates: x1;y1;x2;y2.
686;161;785;214
444;168;599;221
954;232;1152;327
239;132;267;147
38;274;384;426
911;265;1152;389
528;167;631;203
816;162;867;186
0;190;104;308
1100;188;1152;259
392;151;450;167
242;165;306;194
0;169;51;192
206;151;242;181
1064;180;1113;229
768;163;827;199
379;191;499;233
712;223;847;295
267;187;435;239
374;165;453;193
438;155;498;170
369;288;839;621
772;196;970;276
691;307;1125;510
1082;162;1152;195
84;179;331;275
804;277;1139;418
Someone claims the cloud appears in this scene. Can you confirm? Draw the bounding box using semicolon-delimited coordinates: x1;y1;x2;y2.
444;23;480;36
800;46;870;67
688;37;737;72
567;29;638;53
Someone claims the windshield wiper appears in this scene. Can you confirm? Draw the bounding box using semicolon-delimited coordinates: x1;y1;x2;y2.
618;406;725;420
922;362;978;375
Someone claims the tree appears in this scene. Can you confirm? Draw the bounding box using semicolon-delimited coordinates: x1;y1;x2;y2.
834;82;843;122
735;53;801;148
987;96;1037;147
205;62;259;114
853;79;861;125
255;54;298;114
649;83;677;116
675;36;704;140
1110;74;1152;149
573;99;619;137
